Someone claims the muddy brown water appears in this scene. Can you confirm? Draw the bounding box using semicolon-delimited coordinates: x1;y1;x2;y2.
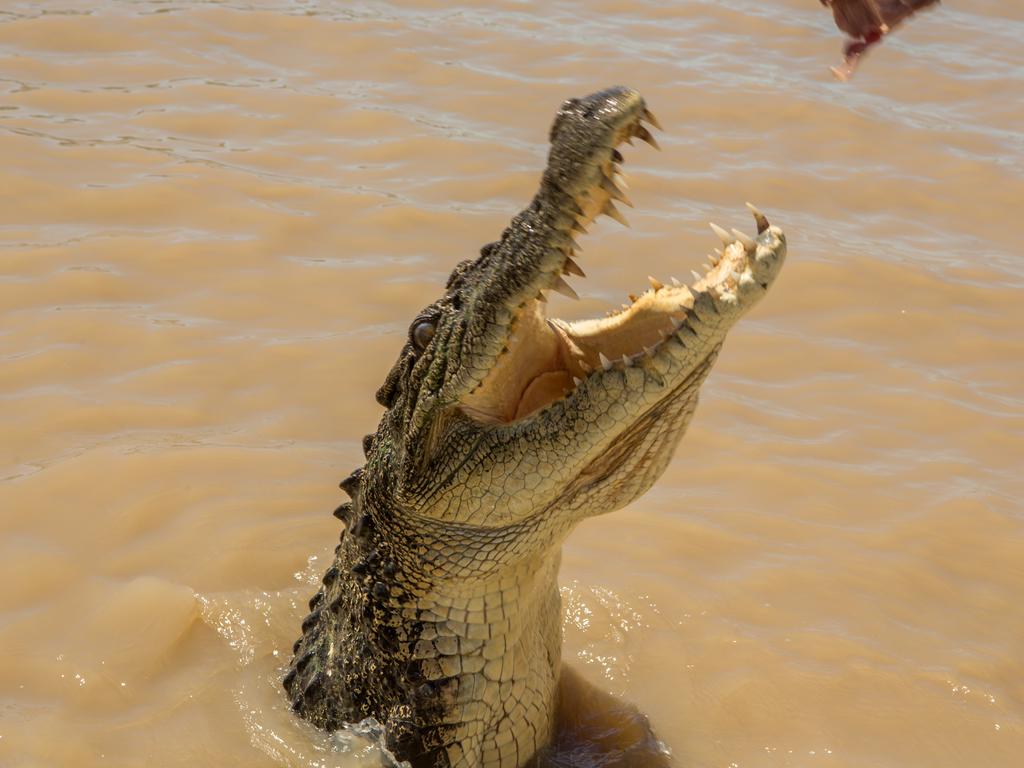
1;1;1022;766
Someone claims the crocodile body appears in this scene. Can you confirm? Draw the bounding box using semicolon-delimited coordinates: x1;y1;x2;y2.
284;86;787;767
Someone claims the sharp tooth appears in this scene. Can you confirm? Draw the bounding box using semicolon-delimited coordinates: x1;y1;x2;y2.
690;270;703;283
552;275;579;300
564;257;586;277
552;231;581;251
601;174;633;206
714;247;723;256
634;124;660;149
567;199;584;217
572;219;588;234
621;354;632;367
709;222;732;246
602;200;629;227
708;253;720;266
643;345;656;357
670;276;681;287
614;172;629;190
648;276;664;291
580;360;593;373
537;290;548;302
599;352;612;371
572;376;582;387
745;202;770;234
628;293;639;303
642;108;663;131
702;263;711;271
731;229;756;250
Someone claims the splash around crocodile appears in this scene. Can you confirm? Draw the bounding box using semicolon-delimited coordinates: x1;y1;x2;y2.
284;86;787;768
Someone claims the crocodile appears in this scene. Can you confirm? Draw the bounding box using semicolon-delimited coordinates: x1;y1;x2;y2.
283;86;787;768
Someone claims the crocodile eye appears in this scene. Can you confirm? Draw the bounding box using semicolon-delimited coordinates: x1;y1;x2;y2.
411;320;435;352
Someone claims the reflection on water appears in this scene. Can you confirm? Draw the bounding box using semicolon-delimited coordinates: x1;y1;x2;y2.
1;1;1022;766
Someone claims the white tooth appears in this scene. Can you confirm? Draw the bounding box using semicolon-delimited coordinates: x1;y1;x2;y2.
601;174;633;207
572;376;582;387
648;275;664;291
614;171;629;190
564;257;586;277
745;202;770;234
709;222;732;246
602;200;629;227
642;108;663;130
635;124;660;149
580;360;593;373
621;354;632;367
690;270;702;283
670;276;681;287
552;275;579;300
599;352;612;371
643;345;656;357
553;231;581;251
714;248;723;257
732;229;756;250
708;253;720;266
702;263;711;271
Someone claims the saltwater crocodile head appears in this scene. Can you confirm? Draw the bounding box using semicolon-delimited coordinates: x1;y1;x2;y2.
287;86;786;768
370;86;784;532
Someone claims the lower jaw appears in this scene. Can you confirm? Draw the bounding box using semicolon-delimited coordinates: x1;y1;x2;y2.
461;212;773;426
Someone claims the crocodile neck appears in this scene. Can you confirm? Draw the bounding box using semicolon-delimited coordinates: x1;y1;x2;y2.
292;511;566;767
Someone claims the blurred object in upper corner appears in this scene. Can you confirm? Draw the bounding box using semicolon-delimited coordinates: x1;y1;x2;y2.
819;0;942;80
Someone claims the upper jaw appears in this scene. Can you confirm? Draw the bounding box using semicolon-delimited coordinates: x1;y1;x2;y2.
446;88;659;393
450;88;663;416
453;85;786;427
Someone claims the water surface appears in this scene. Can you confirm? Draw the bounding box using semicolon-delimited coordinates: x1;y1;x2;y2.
1;1;1022;766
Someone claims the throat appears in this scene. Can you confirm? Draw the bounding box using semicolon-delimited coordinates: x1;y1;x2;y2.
515;370;574;420
460;303;573;424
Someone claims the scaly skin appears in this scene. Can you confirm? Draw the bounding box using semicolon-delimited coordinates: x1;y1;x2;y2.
284;87;787;768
